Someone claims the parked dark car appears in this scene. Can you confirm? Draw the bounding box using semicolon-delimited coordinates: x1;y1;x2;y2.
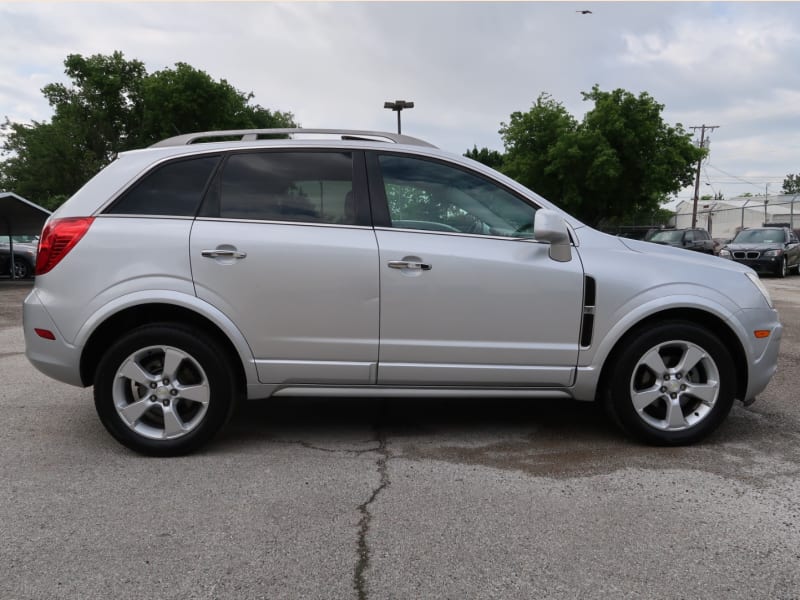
0;236;38;279
719;226;800;277
646;228;716;254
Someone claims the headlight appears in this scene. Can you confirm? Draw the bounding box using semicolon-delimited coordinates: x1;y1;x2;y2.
763;249;782;257
719;249;731;258
746;272;773;308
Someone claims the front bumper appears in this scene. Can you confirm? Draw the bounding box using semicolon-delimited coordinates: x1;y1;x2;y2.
738;307;782;403
729;256;783;275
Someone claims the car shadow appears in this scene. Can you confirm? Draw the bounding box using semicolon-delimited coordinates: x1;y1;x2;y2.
218;395;620;450
211;395;794;481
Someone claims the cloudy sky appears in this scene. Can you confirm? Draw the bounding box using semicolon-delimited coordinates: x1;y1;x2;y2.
1;1;799;204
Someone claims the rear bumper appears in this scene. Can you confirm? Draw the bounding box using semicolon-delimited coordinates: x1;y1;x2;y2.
23;289;84;387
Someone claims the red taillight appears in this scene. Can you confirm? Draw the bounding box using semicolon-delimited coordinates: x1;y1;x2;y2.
35;217;95;275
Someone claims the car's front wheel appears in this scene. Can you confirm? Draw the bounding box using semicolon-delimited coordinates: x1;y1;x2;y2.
778;257;788;278
604;321;736;445
94;323;237;456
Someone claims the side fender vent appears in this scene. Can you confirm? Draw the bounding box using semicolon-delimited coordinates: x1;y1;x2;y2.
580;276;596;348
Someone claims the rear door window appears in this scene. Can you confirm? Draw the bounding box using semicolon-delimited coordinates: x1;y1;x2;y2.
205;151;357;225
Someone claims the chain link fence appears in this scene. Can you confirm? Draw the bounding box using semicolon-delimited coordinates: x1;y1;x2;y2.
596;197;799;242
675;197;799;241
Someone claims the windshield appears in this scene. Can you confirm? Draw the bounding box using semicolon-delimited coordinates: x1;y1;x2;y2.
732;229;784;244
649;230;684;243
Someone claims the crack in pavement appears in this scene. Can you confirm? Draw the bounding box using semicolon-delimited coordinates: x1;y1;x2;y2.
278;440;382;455
353;428;390;600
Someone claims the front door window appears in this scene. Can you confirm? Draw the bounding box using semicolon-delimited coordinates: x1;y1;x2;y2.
379;154;537;238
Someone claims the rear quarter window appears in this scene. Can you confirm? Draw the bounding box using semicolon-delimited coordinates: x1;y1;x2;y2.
105;155;220;216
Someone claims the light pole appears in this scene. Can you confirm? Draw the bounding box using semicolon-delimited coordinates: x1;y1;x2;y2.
384;100;414;134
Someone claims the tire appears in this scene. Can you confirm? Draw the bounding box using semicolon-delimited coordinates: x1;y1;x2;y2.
94;323;237;456
778;257;787;278
603;320;736;446
12;259;31;279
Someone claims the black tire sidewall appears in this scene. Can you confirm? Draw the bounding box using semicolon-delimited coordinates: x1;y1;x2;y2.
94;323;236;456
605;321;736;446
13;259;31;279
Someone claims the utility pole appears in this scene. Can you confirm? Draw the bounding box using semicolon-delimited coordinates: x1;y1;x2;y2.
690;124;719;228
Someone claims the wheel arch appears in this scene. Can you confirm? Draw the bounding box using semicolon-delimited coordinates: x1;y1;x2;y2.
79;303;249;392
595;308;748;404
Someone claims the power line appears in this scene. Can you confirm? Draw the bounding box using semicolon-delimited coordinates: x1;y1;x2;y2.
702;165;717;196
709;178;784;182
690;125;719;228
704;163;783;188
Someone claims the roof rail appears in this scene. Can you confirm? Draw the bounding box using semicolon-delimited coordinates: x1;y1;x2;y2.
150;128;437;149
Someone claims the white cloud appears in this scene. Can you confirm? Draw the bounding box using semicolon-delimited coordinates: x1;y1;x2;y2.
621;18;799;71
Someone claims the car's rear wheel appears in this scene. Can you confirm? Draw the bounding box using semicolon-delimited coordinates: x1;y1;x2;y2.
94;323;237;456
604;321;736;445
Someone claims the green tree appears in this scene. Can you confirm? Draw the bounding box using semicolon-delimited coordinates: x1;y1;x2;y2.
1;52;146;202
782;173;800;194
0;52;296;207
464;145;504;170
0;118;91;206
42;52;148;162
136;62;295;147
499;93;579;207
499;86;703;226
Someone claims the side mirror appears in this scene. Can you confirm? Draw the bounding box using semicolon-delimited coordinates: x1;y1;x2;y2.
533;208;572;262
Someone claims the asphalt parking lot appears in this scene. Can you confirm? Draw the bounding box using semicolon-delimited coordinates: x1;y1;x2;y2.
1;277;799;600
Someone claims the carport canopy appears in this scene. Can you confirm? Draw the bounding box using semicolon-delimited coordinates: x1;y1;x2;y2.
1;192;51;279
0;192;51;237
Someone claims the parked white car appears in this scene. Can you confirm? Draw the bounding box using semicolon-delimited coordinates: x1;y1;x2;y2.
23;129;782;455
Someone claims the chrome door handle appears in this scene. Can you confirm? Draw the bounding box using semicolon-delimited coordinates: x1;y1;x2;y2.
201;249;247;259
388;260;432;271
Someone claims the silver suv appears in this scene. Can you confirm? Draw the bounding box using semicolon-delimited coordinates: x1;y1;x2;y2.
23;129;782;455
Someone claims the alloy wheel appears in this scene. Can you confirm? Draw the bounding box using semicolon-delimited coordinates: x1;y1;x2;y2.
629;340;720;432
112;345;210;440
